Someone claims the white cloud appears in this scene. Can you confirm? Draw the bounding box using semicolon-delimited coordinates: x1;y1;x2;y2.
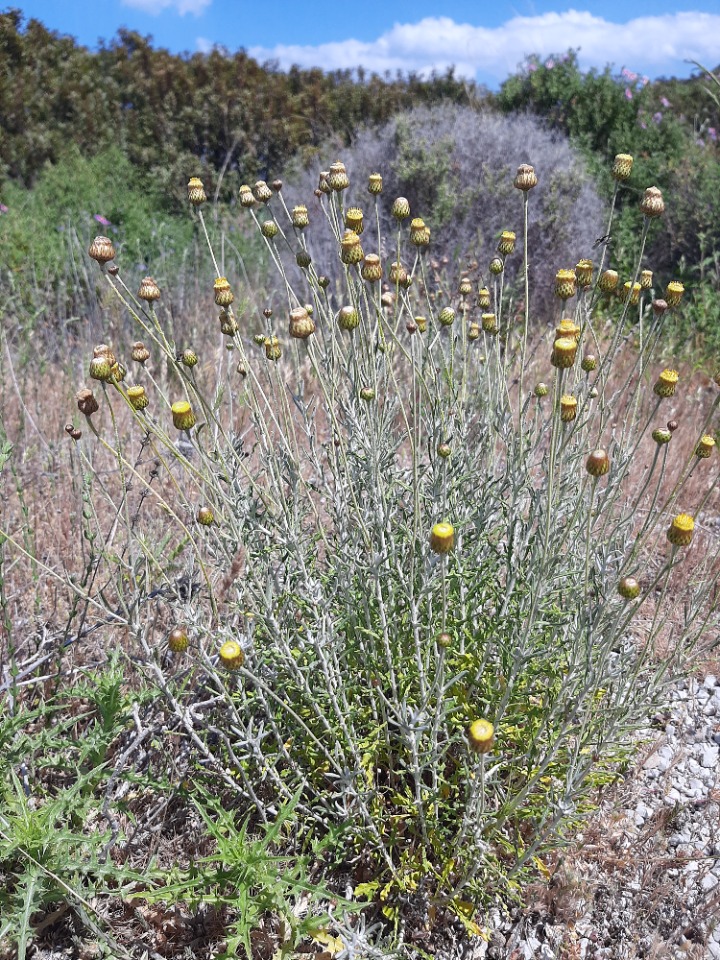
247;11;720;82
196;36;213;53
121;0;211;16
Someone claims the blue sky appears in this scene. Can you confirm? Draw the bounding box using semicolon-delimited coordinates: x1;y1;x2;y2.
11;0;720;87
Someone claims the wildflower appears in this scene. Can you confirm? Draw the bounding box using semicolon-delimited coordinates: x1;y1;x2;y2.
497;231;516;256
482;313;498;334
138;277;161;302
439;307;455;327
598;269;619;293
264;336;281;361
0;203;8;214
187;178;206;205
708;128;717;142
253;180;272;203
340;230;363;265
661;97;670;108
328;161;349;191
545;58;555;69
625;88;633;100
667;514;694;548
214;277;234;306
291;205;309;229
653;112;663;124
337;306;360;331
640;186;665;218
430;522;455;554
665;281;684;307
171;400;196;430
551;337;577;368
513;163;538;191
560;395;578;422
345;207;364;235
168;628;190;654
289;306;315;339
489;257;504;276
618;577;641;600
219;639;245;670
88;236;116;263
127;385;149;410
391;197;411;220
368;173;383;194
653;368;678;398
93;214;111;226
612;154;633;181
696;435;715;459
554;269;577;300
468;719;495;754
132;341;150;363
361;255;383;283
640;269;653;289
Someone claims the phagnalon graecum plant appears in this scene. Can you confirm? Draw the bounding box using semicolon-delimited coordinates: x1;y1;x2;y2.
76;156;719;926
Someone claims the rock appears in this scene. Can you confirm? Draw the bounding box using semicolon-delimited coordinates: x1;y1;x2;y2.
701;746;718;768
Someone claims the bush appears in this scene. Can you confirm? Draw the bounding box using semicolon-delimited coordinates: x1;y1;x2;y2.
13;160;718;955
278;105;605;319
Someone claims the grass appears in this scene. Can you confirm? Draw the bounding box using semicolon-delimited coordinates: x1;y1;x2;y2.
1;147;720;960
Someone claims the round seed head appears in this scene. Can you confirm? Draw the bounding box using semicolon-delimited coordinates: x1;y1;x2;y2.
361;254;383;282
409;217;430;247
219;639;245;670
430;521;454;554
219;311;239;336
653;299;668;316
598;269;619;293
489;257;504;276
131;341;150;363
468;718;495;754
459;277;472;296
668;420;679;432
437;443;451;459
368;172;383;194
468;321;480;341
291;205;309;229
76;388;99;416
171;400;196;431
253;180;273;203
415;316;428;332
665;281;685;308
168;628;189;654
337;305;360;331
181;349;198;368
534;382;549;398
667;513;694;547
359;386;375;402
296;249;312;268
696;435;716;459
107;264;119;276
388;261;408;285
88;235;116;264
555;269;577;300
560;395;578;422
89;355;115;382
497;231;516;256
197;506;214;526
214;276;234;306
640;186;665;218
264;336;281;361
438;307;455;327
556;318;581;342
436;631;452;649
94;343;115;361
586;448;610;477
640;269;653;290
289;306;315;340
652;427;672;444
618;577;641;600
477;288;491;310
623;281;642;305
127;385;149;410
270;179;283;192
513;163;538;191
612;153;634;181
653;368;679;398
391;197;411;221
138;277;161;302
328;161;349;191
187;177;207;206
581;354;598;372
317;275;330;290
317;171;331;195
261;219;278;239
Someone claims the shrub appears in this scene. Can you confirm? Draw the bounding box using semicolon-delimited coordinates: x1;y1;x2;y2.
278;104;605;319
39;159;720;953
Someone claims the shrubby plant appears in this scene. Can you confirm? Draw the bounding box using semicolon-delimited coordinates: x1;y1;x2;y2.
66;154;720;952
280;105;605;317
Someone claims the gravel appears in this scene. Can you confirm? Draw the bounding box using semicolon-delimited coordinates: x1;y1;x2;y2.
474;673;720;959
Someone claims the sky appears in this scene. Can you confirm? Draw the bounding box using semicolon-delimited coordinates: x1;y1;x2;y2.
10;0;720;88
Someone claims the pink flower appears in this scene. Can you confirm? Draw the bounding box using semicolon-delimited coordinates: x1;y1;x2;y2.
94;214;110;226
653;112;663;123
545;58;555;69
708;127;717;142
622;68;638;82
625;88;633;100
640;121;647;129
661;97;670;108
0;203;8;214
528;63;537;72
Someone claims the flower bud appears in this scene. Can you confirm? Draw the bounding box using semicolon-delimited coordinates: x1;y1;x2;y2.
197;506;214;526
138;277;161;302
253;180;272;203
340;230;363;265
239;184;256;208
560;395;578;422
187;177;207;206
618;577;641;600
459;277;472;296
317;275;330;290
640;186;665;218
430;521;454;554
270;179;283;192
359;386;375;402
551;336;578;368
652;299;668;316
497;231;516;256
132;341;150;363
264;336;281;361
575;259;593;287
477;287;491;309
437;443;451;459
489;257;504;276
296;249;312;269
88;236;116;264
261;219;278;239
368;173;383;195
468;321;480;341
361;254;383;282
696;435;716;459
586;449;610;477
513;164;538;191
581;354;597;372
598;269;619;293
665;281;685;308
289;306;315;340
214;277;234;307
555;269;577;300
640;269;653;290
481;312;498;334
391;197;410;221
344;207;364;235
612;154;633;181
652;427;672;445
168;628;190;654
328;161;349;191
534;382;549;398
337;306;360;331
409;217;430;247
89;355;115;382
438;307;455;327
291;205;309;229
219;311;239;336
415;316;427;333
76;388;99;416
181;349;198;368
